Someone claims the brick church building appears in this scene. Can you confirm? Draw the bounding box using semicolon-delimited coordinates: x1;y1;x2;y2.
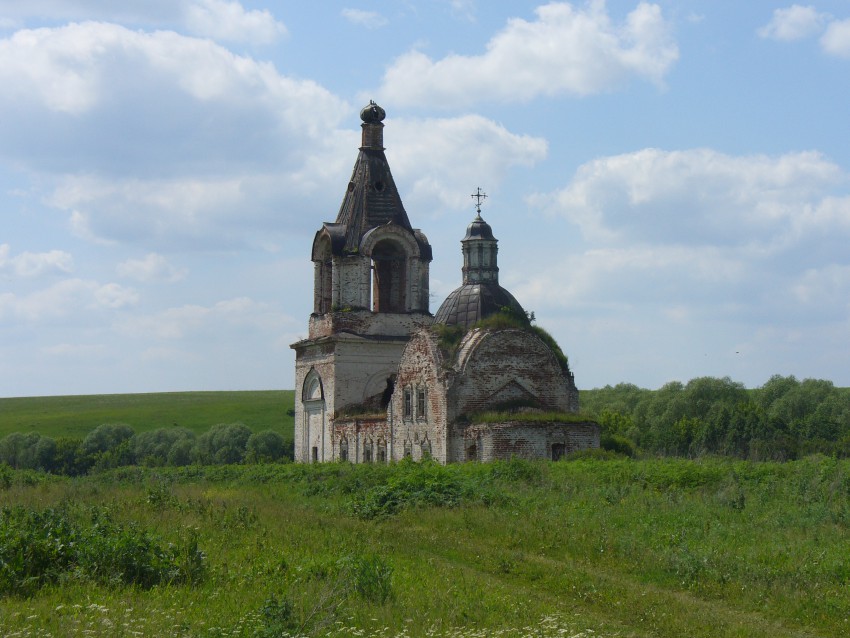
290;102;598;463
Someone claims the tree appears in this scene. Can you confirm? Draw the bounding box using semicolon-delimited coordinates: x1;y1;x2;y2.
193;423;252;464
245;430;288;463
81;423;135;457
131;427;195;466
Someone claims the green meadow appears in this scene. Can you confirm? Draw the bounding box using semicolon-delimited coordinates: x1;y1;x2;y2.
2;457;848;637
0;390;295;440
1;389;849;637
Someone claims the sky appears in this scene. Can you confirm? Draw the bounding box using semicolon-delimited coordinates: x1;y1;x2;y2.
1;1;850;397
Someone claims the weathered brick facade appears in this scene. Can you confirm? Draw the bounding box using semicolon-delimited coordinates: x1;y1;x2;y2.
291;102;598;464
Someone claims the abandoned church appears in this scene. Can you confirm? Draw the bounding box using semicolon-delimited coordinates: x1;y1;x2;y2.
291;102;599;464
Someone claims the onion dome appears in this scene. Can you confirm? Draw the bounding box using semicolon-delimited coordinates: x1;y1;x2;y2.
360;101;386;123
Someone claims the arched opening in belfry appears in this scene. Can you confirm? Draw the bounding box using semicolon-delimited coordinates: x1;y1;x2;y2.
371;239;407;313
314;237;333;314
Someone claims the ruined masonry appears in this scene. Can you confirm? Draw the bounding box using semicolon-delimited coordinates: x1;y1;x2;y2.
290;102;599;463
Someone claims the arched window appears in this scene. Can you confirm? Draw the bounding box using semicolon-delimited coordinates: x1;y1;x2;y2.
363;438;373;463
340;436;349;462
302;370;323;402
301;370;325;463
377;439;387;463
416;388;426;419
371;239;407;313
403;387;412;419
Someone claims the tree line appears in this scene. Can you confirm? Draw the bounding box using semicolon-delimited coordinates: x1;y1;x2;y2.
3;374;848;474
583;375;850;460
0;423;291;475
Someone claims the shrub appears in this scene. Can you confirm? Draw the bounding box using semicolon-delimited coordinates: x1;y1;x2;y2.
601;434;636;457
245;430;288;463
193;423;252;464
53;437;88;475
132;427;195;466
340;553;394;603
0;433;62;472
0;505;205;595
350;460;466;519
258;594;296;637
565;448;625;461
81;423;135;457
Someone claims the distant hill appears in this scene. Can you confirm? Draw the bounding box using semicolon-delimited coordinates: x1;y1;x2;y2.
0;390;295;441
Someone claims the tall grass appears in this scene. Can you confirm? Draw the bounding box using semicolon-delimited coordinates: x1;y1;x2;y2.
1;456;848;637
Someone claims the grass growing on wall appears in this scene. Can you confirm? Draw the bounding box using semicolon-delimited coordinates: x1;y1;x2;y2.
469;410;595;424
1;456;848;637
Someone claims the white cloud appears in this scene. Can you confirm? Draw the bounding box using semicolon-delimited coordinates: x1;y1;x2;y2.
378;1;678;108
0;279;138;321
44;109;544;248
757;6;850;59
116;297;285;340
791;264;850;307
534;148;846;248
758;5;826;41
117;253;187;283
0;244;73;277
388;114;548;214
0;21;349;248
0;1;286;44
341;8;388;29
519;147;850;349
820;18;850;57
0;22;346;153
41;342;108;357
184;0;286;44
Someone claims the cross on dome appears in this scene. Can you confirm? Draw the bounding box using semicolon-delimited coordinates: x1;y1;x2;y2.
471;187;487;217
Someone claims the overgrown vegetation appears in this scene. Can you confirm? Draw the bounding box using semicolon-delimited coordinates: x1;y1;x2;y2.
0;422;291;474
0;504;205;596
469;410;593;424
433;307;570;370
1;457;848;637
582;374;850;460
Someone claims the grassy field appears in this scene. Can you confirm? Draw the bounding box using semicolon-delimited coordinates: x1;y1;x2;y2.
2;456;848;637
0;390;295;440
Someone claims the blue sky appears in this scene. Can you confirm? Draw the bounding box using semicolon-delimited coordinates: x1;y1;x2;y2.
2;1;850;397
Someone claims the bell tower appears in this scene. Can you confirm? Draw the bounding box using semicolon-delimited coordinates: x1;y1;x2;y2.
291;102;433;463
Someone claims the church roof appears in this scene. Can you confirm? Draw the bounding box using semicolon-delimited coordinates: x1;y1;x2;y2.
435;203;525;328
463;214;494;240
332;101;420;255
434;282;526;328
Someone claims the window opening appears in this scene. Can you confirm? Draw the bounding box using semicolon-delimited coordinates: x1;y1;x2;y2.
377;440;387;463
371;240;406;313
403;387;412;418
417;388;426;419
364;439;373;463
340;437;349;462
551;443;565;462
312;446;318;463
